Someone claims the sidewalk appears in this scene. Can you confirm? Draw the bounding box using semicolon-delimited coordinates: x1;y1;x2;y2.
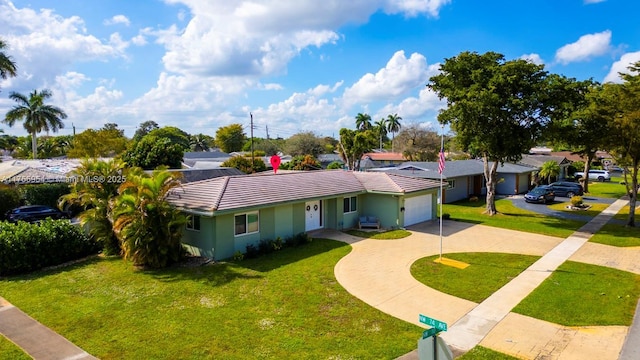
331;197;635;359
0;297;96;360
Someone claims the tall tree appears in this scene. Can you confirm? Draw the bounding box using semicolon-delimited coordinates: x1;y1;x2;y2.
284;131;324;157
338;128;376;171
216;123;246;153
133;120;159;142
393;124;440;161
386;113;402;152
0;38;17;91
148;126;190;150
538;160;560;185
374;118;388;151
189;133;215;152
60;159;126;255
68;128;128;158
3;89;67;159
355;113;372;131
121;135;184;170
112;168;186;268
429;51;563;215
551;82;610;193
605;62;640;226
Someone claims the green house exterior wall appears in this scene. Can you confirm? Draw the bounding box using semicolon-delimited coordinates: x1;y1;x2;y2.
180;190;438;260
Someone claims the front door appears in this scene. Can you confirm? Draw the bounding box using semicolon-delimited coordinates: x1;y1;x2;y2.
305;200;322;231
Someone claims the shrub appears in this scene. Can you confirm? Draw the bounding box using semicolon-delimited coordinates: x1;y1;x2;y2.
0;219;101;276
258;239;274;254
272;237;283;251
245;244;259;259
232;250;244;261
0;186;22;220
19;183;71;208
570;196;583;207
327;161;343;169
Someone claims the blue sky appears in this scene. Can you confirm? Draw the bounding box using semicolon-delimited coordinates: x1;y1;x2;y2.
0;0;638;140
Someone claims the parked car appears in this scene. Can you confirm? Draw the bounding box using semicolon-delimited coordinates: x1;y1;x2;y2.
5;205;69;223
574;170;611;182
524;185;555;204
548;181;584;198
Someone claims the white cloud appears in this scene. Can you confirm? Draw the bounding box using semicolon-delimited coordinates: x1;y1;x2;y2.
131;34;147;46
158;0;451;77
604;52;640;83
343;50;437;106
520;53;544;65
103;15;131;26
554;30;612;64
0;1;127;90
584;0;606;4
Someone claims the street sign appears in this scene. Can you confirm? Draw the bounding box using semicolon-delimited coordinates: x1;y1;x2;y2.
422;327;438;339
419;314;448;332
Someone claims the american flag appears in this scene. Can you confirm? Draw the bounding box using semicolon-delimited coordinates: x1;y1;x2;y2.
438;149;445;174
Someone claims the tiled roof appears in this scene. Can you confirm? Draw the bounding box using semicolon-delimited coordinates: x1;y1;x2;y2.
1;167;69;184
370;159;536;179
519;155;571;167
166;170;441;214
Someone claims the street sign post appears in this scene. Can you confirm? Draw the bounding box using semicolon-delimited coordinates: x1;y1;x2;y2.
419;314;448;332
422;328;438;339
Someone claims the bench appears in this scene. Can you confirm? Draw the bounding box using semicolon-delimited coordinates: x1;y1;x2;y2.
358;216;380;229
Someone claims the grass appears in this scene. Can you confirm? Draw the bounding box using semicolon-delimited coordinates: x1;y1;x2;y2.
583;176;629;198
547;201;609;218
513;261;640;326
345;229;411;239
410;253;540;303
0;239;422;359
458;346;520;360
442;198;585;238
589;205;640;247
0;337;30;360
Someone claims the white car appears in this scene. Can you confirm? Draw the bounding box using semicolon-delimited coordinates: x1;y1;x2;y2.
574;170;611;182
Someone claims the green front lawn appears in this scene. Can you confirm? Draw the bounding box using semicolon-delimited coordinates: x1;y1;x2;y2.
0;239;421;359
513;261;640;326
411;253;539;303
459;346;520;360
442;198;584;238
590;223;640;247
584;176;629;198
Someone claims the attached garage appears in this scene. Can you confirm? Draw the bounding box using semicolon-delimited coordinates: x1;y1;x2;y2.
404;194;432;226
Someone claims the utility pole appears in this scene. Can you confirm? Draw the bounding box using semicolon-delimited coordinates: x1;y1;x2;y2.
266;125;269;140
250;112;255;166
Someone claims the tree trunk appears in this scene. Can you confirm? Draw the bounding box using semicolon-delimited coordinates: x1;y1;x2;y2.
483;156;499;215
31;132;38;159
583;154;594;193
627;160;638;227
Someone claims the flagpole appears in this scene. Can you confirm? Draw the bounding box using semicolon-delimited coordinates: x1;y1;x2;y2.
439;127;444;261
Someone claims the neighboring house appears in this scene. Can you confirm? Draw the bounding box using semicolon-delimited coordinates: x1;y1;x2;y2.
370;160;536;203
183;150;231;168
166;170;441;260
360;152;406;169
0;159;82;185
318;153;343;168
169;168;245;183
519;155;572;181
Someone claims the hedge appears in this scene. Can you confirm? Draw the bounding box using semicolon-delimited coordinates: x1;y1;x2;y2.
0;219;101;276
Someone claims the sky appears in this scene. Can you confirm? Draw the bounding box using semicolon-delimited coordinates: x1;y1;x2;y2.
0;0;638;140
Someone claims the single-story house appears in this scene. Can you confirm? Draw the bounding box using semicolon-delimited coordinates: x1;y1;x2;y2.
370;160;536;203
166;170;441;260
360;152;407;169
518;155;572;181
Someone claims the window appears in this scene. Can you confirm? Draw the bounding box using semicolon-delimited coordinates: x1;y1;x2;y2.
343;196;357;213
446;180;456;189
186;215;200;231
235;211;259;236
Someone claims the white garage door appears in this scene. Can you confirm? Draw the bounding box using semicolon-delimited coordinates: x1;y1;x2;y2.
404;194;432;226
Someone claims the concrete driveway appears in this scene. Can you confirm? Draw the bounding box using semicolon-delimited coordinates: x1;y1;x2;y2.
320;208;637;359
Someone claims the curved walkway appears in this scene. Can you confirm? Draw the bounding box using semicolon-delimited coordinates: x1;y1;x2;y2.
327;197;639;359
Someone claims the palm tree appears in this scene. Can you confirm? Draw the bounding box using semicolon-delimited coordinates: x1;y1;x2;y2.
355;113;372;131
112;168;187;268
374;118;388;151
3;89;67;159
538;160;560;185
60;159;126;255
0;38;17;90
189;133;211;152
386;113;402;152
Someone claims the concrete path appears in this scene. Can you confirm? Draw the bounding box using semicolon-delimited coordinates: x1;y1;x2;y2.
328;197;636;359
0;297;96;360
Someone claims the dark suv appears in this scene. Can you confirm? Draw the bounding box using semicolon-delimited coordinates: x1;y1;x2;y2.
5;205;69;223
548;181;584;198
